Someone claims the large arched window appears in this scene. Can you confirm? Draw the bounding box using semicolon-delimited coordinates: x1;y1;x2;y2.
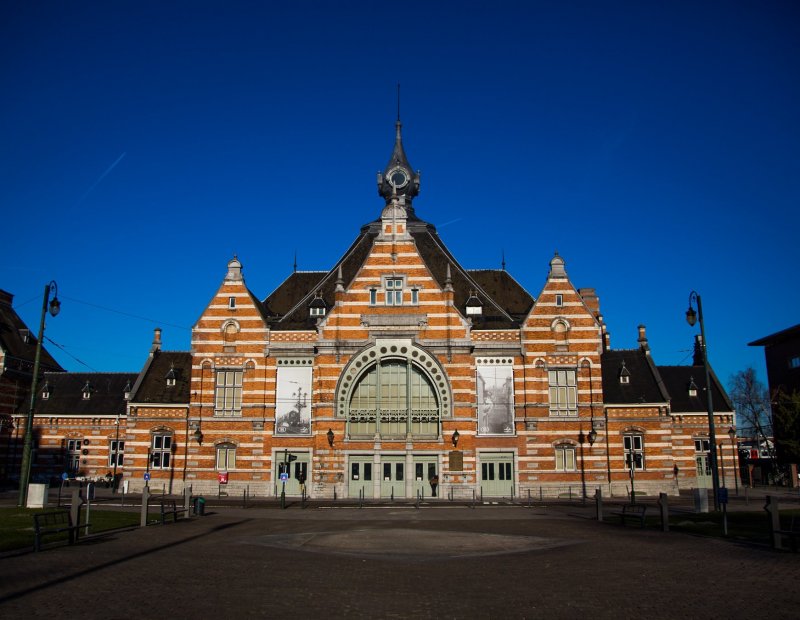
338;340;450;440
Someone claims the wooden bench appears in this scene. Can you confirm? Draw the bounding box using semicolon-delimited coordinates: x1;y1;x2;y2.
33;510;86;552
613;504;647;528
159;499;188;525
776;517;800;552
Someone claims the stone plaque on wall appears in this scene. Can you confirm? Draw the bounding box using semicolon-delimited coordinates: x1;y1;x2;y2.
449;450;463;472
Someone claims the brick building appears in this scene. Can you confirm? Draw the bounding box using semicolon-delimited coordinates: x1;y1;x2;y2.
5;121;737;499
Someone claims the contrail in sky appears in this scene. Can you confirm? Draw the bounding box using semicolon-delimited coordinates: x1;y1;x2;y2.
77;152;126;204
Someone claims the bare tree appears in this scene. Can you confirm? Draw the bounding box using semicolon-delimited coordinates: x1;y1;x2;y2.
728;368;775;460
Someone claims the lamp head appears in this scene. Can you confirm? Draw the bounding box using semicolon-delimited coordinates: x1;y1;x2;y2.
588;429;597;445
685;305;697;327
327;428;334;447
452;429;460;447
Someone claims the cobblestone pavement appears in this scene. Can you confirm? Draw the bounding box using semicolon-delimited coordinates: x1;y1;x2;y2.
1;502;798;619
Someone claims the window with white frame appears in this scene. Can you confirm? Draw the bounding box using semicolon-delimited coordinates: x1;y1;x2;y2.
228;296;236;309
548;369;577;416
411;288;419;305
555;444;576;471
216;442;236;470
109;440;124;467
555;294;563;307
623;434;644;470
150;433;173;469
215;370;243;416
66;438;82;474
385;278;403;305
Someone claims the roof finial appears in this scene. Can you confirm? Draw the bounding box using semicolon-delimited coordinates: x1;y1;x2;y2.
293;250;297;273
397;83;401;122
501;250;506;271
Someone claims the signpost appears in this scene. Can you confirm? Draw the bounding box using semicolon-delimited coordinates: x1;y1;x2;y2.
280;449;297;509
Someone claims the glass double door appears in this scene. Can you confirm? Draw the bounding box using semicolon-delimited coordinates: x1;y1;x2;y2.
480;453;514;497
412;456;438;498
348;455;439;499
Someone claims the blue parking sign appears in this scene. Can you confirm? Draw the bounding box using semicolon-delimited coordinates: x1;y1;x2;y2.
144;472;151;481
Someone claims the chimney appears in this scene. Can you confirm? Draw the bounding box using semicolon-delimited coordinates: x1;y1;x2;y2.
152;327;162;352
637;324;649;350
0;290;13;306
693;334;704;366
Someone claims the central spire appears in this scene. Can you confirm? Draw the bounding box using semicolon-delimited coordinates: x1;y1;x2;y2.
377;115;420;209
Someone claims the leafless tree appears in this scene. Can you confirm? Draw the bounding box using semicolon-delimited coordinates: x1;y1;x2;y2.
728;368;775;460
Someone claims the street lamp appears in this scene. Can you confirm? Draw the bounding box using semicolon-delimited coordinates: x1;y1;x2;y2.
728;426;739;495
18;281;61;507
686;290;721;510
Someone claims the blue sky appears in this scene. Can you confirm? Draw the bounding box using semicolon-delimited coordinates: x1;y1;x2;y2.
2;1;798;390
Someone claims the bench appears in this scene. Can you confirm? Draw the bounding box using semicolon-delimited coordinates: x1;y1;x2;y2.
33;510;86;552
776;517;800;552
612;504;648;528
159;499;189;525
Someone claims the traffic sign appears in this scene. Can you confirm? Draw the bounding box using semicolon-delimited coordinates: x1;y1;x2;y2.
144;472;151;481
279;473;289;481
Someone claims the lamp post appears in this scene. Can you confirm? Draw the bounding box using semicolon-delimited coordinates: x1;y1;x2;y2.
728;426;739;495
18;281;60;507
686;290;721;511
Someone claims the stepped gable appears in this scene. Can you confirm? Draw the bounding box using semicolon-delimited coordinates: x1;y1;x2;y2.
658;364;734;413
601;348;669;404
0;289;63;376
36;371;137;416
130;350;191;404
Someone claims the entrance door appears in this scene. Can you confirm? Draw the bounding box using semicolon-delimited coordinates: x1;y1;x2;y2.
349;456;373;499
412;456;438;498
694;439;712;489
276;452;309;496
380;456;405;499
480;453;514;497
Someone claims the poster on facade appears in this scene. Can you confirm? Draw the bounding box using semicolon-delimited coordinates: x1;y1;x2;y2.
476;365;514;435
275;365;312;435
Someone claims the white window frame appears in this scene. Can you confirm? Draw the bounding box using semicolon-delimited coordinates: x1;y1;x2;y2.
215;369;243;417
150;433;173;469
555;444;576;471
310;306;325;317
555;294;563;307
109;440;125;467
384;278;404;306
66;438;82;474
215;442;236;470
228;296;236;309
548;369;577;416
624;434;645;470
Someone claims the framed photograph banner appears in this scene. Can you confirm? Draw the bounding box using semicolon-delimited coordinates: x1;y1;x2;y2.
276;364;312;435
476;363;514;435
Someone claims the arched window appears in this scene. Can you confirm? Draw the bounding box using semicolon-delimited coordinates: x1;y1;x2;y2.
338;340;450;440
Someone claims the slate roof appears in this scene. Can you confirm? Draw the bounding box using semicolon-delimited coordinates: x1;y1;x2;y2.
35;372;136;417
0;290;63;377
657;365;734;413
129;350;191;405
601;348;669;404
262;217;535;330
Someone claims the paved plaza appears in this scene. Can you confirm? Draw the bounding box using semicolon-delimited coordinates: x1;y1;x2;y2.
1;501;798;619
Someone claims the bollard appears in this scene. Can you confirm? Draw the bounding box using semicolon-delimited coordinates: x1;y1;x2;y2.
595;488;604;522
334;487;337;501
141;486;150;527
658;492;669;532
70;488;82;539
764;495;782;550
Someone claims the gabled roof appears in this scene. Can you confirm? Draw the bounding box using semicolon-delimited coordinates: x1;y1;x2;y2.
657;364;734;413
262;217;535;331
749;323;800;347
36;372;136;417
601;348;669;404
129;350;191;405
0;290;63;377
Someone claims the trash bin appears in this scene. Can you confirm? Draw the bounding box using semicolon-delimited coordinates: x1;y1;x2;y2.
195;496;205;516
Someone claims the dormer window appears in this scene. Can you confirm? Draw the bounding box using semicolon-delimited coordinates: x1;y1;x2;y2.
309;293;327;317
123;380;132;400
82;381;93;400
465;291;483;316
19;328;30;344
165;365;177;387
688;377;698;397
41;382;50;400
619;361;631;385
